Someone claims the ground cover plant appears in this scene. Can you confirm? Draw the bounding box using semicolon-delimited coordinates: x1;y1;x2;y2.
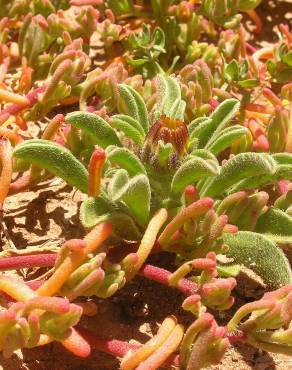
0;0;292;369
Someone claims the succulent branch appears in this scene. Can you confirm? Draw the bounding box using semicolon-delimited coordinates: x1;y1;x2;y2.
228;285;292;355
0;275;88;358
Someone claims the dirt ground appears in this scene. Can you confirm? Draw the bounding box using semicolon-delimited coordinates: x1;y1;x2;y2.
1;1;292;369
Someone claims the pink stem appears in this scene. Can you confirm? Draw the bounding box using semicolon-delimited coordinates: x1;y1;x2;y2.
77;326;140;357
226;331;246;343
246;43;256;54
0;253;56;271
75;326;244;366
140;264;198;296
9;173;35;195
76;326;180;367
0;254;198;297
0;86;46;122
26;280;43;290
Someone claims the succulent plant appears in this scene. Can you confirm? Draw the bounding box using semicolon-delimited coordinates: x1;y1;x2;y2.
12;74;292;289
0;0;292;368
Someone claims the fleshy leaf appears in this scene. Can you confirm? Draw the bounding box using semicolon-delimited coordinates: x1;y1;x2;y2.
255;207;292;244
117;84;149;133
230;164;292;192
153;74;185;120
188;149;219;162
217;264;241;278
200;153;276;197
206;99;240;139
108;169;130;200
272;153;292;164
80;198;141;240
106;146;146;177
13;139;88;192
170;99;186;120
80;197;112;228
171;156;219;196
65;111;121;148
192;99;240;148
110;213;142;241
205;125;249;155
155;141;173;168
189;117;212;141
223;231;292;289
109;114;145;146
111;174;151;226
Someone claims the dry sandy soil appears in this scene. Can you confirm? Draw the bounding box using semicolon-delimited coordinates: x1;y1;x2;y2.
1;1;292;369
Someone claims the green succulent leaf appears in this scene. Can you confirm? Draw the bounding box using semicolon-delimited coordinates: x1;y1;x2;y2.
274;164;292;180
108;169;130;200
153;74;185;120
205;98;240;146
108;118;144;146
13;139;88;192
80;197;112;228
188;149;219;162
106;146;146;177
217;264;241;278
189;116;209;131
107;0;134;15
152;26;166;51
190;99;240;148
65;111;121;148
238;0;263;11
205;125;249;155
40;311;80;340
111;174;151;226
225;60;239;81
223;231;292;289
272;153;292;164
109;114;145;146
80;197;141;240
117;84;149;133
169;99;186;121
171;156;219;196
255;207;292;244
189;118;212;143
13;157;30;172
127;58;148;67
230;164;292;192
109;213;142;241
200;153;276;197
237;79;258;88
283;51;292;67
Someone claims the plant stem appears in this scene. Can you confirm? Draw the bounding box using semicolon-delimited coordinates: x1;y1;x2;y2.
76;326;180;368
0;254;199;297
37;223;112;297
140;264;198;296
158;198;214;247
0;86;46;124
121;316;177;370
75;326;246;368
0;253;56;271
127;209;168;280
